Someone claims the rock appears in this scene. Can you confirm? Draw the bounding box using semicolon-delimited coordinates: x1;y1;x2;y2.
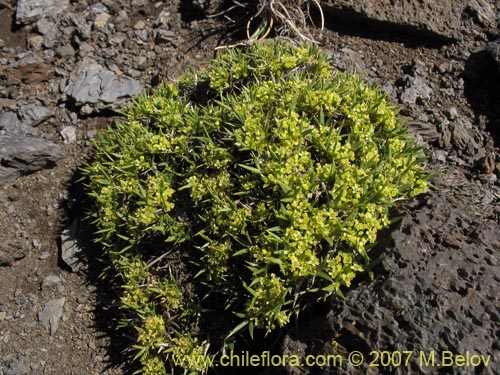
323;0;463;40
3;355;32;375
445;107;459;120
42;29;58;49
0;106;51;136
134;20;146;30
438;119;453;149
28;35;44;51
486;38;500;70
38;251;50;260
41;275;62;290
405;119;440;144
60;126;77;143
38;297;65;335
36;18;57;35
55;45;76;57
15;0;70;25
90;3;109;15
60;219;84;272
18;104;53;127
432;149;448;163
330;48;366;74
0;112;36;136
155;29;177;45
0;239;28;266
0;135;64;186
191;0;209;11
69;13;92;41
154;10;171;27
465;0;497;27
450;118;485;163
64;58;143;113
94;12;111;29
399;76;433;104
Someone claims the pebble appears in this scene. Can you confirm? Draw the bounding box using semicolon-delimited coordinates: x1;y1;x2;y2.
38;297;66;335
60;219;84;272
399;76;433;104
16;0;70;25
41;275;62;290
134;20;146;30
38;251;50;260
28;35;44;51
94;12;111;29
55;45;76;57
36;18;57;35
446;106;458;120
60;126;77;143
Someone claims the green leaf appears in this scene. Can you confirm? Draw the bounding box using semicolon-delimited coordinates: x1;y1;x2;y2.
278;182;292;194
238;164;261;174
226;320;249;340
248;320;254;340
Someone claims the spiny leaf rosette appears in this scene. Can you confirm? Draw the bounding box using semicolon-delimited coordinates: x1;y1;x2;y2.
83;40;428;374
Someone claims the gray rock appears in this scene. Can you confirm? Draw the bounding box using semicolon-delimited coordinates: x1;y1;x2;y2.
405;119;440;144
3;355;32;375
18;104;53;127
154;10;170;28
450;118;485;163
331;48;366;74
16;0;70;25
116;9;129;23
0;112;38;136
69;13;92;40
438;119;452;149
60;126;77;143
55;45;76;58
64;58;143;113
191;0;209;11
60;219;84;272
0;135;64;186
465;0;497;27
38;251;50;260
0;104;53;136
38;297;65;335
446;107;459;120
42;30;59;49
41;275;62;290
323;0;464;40
432;149;448;163
399;76;433;104
36;18;57;35
155;29;177;45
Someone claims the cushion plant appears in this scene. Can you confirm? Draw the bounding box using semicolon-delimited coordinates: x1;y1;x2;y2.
82;40;428;374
